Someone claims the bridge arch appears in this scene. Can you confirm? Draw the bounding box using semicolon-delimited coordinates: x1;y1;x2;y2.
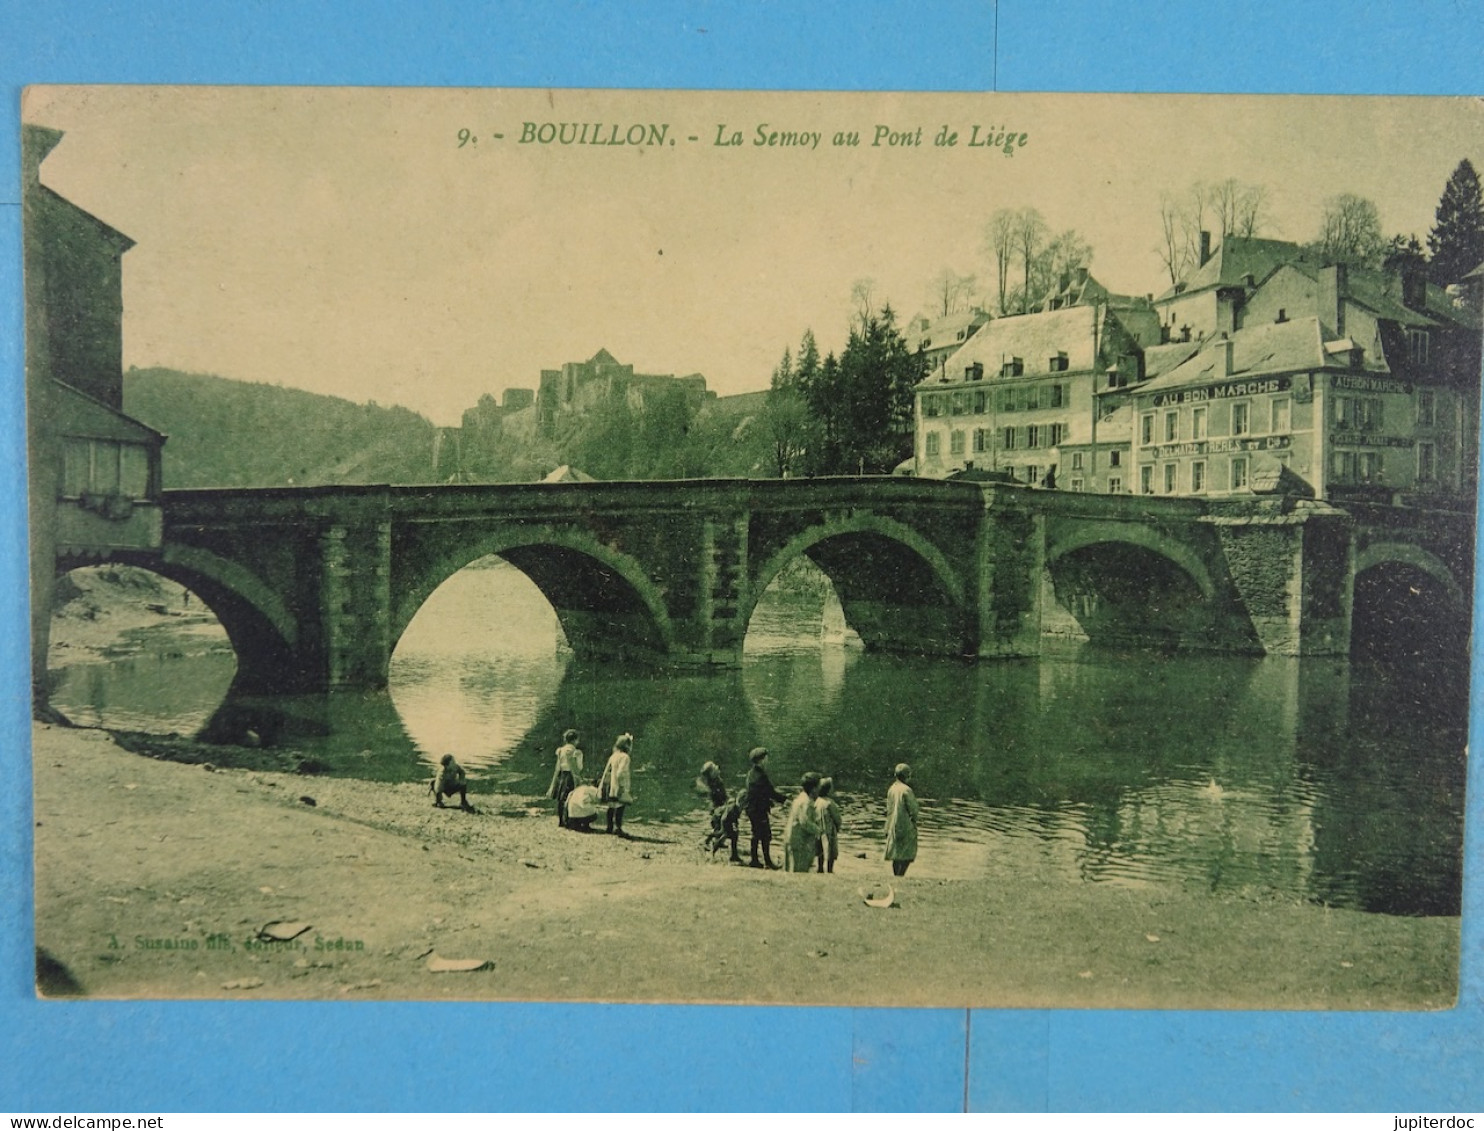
391;525;678;662
1353;541;1467;613
1046;522;1218;601
1044;524;1221;650
1351;541;1469;666
743;513;972;657
86;543;304;694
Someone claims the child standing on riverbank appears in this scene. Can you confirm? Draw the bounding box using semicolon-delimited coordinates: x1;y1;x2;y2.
547;729;583;827
814;777;841;873
600;733;635;835
744;747;786;869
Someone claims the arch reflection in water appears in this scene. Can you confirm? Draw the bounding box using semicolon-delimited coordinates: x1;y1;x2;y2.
47;564;236;734
48;558;1465;917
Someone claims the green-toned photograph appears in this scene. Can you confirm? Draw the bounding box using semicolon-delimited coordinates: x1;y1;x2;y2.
24;87;1479;1006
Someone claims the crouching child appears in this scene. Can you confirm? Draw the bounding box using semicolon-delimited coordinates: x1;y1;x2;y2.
431;753;474;811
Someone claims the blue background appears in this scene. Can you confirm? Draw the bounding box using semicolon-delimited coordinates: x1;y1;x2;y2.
1;0;1481;1112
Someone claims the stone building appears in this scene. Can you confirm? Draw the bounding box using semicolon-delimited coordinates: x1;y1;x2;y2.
537;347;710;432
1130;257;1479;502
24;123;165;703
913;299;1158;484
905;307;991;383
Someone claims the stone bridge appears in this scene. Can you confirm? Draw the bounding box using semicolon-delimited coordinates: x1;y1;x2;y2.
77;478;1473;736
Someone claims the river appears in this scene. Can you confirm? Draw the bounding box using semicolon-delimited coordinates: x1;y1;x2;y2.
48;559;1468;917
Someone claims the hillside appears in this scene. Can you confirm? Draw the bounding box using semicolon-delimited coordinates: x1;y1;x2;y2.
121;367;776;489
124;367;439;488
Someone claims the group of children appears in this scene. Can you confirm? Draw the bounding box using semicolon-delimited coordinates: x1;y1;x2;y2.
701;747;842;873
545;729;635;836
431;731;919;878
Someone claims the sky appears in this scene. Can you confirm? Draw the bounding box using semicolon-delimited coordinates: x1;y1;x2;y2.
23;87;1484;425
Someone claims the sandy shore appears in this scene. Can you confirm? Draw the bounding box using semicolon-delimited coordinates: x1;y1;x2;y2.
32;721;1459;1008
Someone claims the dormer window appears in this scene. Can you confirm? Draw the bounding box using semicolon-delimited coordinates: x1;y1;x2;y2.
1049;352;1069;372
1001;357;1024;378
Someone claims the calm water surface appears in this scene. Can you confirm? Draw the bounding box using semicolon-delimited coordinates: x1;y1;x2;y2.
50;560;1468;917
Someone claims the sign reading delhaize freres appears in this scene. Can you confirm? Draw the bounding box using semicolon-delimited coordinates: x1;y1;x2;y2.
1150;375;1292;407
1144;435;1293;461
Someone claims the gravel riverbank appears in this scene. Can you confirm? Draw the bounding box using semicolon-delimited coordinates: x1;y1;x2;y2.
32;722;1459;1008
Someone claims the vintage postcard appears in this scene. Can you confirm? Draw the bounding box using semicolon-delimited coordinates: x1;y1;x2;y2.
23;86;1480;1006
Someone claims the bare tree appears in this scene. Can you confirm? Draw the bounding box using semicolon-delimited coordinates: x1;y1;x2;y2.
1157;192;1191;285
849;278;877;330
1157;179;1273;285
1314;193;1386;266
1014;207;1049;314
1209;178;1271;240
928;268;978;317
983;209;1017;314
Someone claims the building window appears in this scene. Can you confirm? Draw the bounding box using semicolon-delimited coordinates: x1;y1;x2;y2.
1359;451;1383;483
950;392;967;416
1140;465;1154;494
1023;465;1039;484
1140;414;1154;445
1048;383;1065;408
1335;396;1383;430
924;433;941;457
1027;424;1041;449
61;439;152;500
1408;330;1429;365
950;431;966;455
1191;460;1206;493
1162;463;1177;494
1417;389;1436;427
923;396;941;418
1270;397;1290;433
1231;402;1250;436
1049;352;1069;372
1108;476;1123;494
1049;422;1066;447
973;390;988;414
972;428;987;453
1109;449;1122;468
1069;478;1084;491
1418;441;1436;483
1002;357;1024;377
1071;452;1084;471
1002;426;1017;451
1192;407;1207;440
1164;411;1179;443
1230;457;1249;490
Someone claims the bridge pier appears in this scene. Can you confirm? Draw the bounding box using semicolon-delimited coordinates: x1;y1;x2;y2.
1210;502;1354;657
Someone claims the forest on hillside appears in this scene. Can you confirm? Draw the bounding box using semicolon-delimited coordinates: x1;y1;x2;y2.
122;367;776;488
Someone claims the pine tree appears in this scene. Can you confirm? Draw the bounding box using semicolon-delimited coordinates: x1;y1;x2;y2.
1428;159;1484;285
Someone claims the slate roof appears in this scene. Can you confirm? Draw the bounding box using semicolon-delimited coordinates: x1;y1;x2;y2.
931;305;1100;385
1135;317;1353;396
1156;237;1313;301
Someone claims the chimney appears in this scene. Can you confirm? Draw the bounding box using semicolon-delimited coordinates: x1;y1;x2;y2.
1400;262;1427;310
1221;337;1236;377
1199;230;1212;267
1319;263;1347;337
